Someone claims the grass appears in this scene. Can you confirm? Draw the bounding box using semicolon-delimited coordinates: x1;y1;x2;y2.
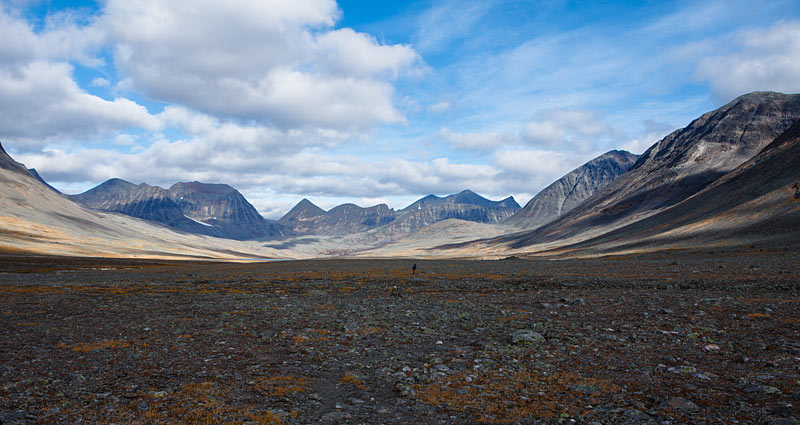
416;369;620;423
59;339;131;352
254;376;314;397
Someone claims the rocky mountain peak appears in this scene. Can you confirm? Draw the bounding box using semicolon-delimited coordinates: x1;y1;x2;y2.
0;142;31;174
504;150;639;229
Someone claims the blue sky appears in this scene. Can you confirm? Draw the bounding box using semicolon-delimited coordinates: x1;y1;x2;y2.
2;0;800;218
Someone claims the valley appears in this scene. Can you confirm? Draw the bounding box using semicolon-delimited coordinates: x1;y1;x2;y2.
1;250;798;424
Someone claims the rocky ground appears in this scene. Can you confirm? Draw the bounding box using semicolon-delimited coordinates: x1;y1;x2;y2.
0;247;799;424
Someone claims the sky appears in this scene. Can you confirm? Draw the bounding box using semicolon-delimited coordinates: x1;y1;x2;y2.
2;0;800;219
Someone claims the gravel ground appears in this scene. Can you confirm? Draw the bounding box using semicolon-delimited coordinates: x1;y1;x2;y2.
0;247;799;424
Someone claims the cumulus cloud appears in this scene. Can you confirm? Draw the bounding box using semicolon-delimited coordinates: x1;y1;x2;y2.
521;109;612;151
0;61;159;149
695;20;800;100
103;0;420;130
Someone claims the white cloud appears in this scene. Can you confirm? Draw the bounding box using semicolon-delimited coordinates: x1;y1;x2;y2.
439;127;511;151
103;0;419;130
0;7;105;67
695;20;800;100
0;61;159;149
428;101;451;114
521;108;612;151
314;28;419;78
90;77;110;87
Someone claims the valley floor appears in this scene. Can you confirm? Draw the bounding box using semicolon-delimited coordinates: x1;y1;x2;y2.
1;249;799;424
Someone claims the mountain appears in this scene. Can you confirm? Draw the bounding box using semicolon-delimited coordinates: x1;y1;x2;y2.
502;91;800;248
504;150;639;229
0;143;290;259
72;180;292;240
544;117;800;254
0;143;29;175
71;179;213;234
27;169;61;194
167;182;292;240
279;200;397;236
402;189;519;212
280;190;520;237
389;192;519;234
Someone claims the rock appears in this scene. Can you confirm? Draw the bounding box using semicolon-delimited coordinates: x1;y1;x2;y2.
510;329;545;345
704;343;720;352
662;397;700;412
773;404;794;417
569;384;602;394
320;411;350;424
622;409;654;424
743;384;782;394
667;365;697;374
0;410;33;424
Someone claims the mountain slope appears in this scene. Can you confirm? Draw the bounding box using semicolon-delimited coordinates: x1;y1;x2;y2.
71;179;223;237
27;169;61;194
280;190;520;237
279;200;397;236
504;150;638;229
167;182;291;240
388;190;519;233
73;180;292;240
547;118;800;254
0;143;291;259
504;91;800;248
402;189;519;212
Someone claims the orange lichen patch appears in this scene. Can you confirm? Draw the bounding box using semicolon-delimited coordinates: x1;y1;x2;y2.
416;369;620;423
779;318;800;324
17;322;38;326
747;313;770;319
177;334;193;339
291;336;311;344
127;381;288;424
254;376;313;397
340;372;366;390
347;327;385;336
315;304;338;311
59;339;131;352
0;285;66;295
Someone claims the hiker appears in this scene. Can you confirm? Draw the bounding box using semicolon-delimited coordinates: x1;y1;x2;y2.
412;263;417;274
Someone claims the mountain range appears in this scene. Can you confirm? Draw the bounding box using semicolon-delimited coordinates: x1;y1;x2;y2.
279;190;521;237
498;91;800;250
71;179;292;240
1;91;798;259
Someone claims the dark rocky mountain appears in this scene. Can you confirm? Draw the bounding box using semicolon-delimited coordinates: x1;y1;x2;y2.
27;169;61;194
71;179;215;235
279;200;397;236
280;190;520;236
502;91;800;248
0;143;30;175
504;150;639;229
388;191;520;234
167;182;291;240
545;117;800;254
73;180;292;240
402;189;519;212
